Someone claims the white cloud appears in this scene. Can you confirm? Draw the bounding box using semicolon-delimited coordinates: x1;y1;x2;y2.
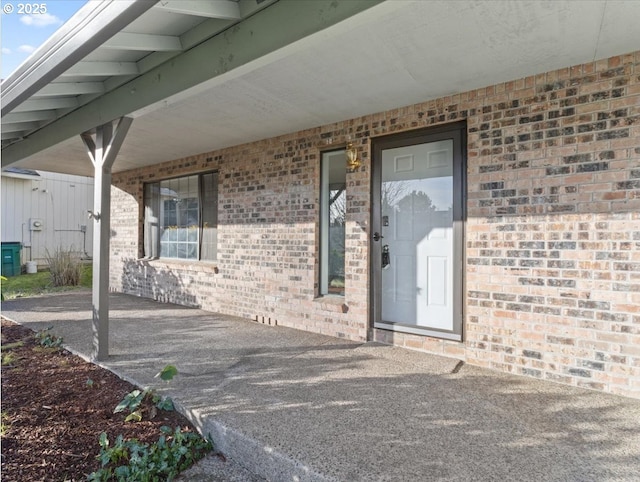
20;13;63;28
18;45;36;54
2;48;11;55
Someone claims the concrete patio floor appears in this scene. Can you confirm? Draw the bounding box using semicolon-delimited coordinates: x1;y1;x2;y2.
3;292;640;481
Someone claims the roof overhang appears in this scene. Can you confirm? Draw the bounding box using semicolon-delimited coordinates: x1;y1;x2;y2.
1;167;41;180
2;0;640;177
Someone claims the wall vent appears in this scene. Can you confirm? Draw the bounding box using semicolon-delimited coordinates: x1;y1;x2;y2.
254;315;277;326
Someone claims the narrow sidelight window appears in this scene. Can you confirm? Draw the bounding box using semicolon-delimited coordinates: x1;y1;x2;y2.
144;172;218;261
320;150;346;296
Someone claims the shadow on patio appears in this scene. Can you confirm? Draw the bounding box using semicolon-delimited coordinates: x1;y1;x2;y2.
3;292;640;481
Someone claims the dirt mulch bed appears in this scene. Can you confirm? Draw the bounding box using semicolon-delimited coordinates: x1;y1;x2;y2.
1;319;204;481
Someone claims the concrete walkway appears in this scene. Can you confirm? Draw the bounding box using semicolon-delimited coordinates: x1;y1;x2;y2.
3;292;640;481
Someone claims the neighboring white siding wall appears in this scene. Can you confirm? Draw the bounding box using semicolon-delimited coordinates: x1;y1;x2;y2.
1;171;94;267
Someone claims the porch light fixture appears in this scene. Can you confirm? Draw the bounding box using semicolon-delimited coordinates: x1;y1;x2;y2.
346;142;361;170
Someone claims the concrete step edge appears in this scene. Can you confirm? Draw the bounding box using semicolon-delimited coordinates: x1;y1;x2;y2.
181;404;337;482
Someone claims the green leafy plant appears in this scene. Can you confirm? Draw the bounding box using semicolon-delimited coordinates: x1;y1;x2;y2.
87;426;213;482
115;389;146;414
114;365;177;422
114;389;146;423
154;397;174;412
156;365;178;381
93;365;196;479
34;326;63;348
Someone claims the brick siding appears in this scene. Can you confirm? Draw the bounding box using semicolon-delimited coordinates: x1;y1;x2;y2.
111;51;640;398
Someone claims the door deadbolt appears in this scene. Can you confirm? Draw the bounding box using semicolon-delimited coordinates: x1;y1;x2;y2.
372;232;384;242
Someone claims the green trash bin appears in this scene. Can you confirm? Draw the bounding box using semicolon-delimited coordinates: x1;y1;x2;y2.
1;242;22;277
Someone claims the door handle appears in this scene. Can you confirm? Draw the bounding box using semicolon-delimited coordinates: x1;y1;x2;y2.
382;244;390;269
372;232;384;242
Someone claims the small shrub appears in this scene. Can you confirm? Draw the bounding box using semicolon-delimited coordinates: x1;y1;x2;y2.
45;247;83;287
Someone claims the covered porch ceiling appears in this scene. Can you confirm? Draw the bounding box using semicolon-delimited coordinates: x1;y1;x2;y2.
2;0;640;177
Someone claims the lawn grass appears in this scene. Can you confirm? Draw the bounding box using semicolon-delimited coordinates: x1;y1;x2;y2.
1;264;92;299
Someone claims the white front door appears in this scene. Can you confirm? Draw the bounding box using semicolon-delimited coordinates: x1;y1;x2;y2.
372;126;464;340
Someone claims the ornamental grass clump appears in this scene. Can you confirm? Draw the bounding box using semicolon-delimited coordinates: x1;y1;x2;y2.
45;247;83;287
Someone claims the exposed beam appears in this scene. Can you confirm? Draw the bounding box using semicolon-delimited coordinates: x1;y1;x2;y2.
3;110;57;123
2;131;26;141
103;32;183;52
32;82;105;97
178;17;234;50
1;0;157;116
155;0;240;20
61;61;139;77
131;18;234;78
237;0;277;18
12;97;79;112
1;0;384;167
1;121;40;133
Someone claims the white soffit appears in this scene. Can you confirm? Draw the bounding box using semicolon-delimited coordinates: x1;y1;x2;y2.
6;0;640;177
1;0;380;170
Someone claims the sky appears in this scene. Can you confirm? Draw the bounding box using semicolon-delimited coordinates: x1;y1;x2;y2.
1;0;88;79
